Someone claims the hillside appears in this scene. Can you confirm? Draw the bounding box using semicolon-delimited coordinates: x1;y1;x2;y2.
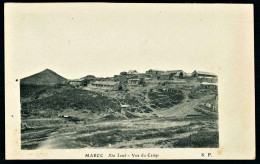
21;88;121;114
20;77;218;149
20;69;67;85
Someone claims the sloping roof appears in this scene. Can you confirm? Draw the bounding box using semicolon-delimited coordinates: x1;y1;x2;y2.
198;76;218;79
128;70;138;74
166;70;183;73
195;71;217;76
147;69;184;74
147;69;164;72
201;82;218;86
91;81;118;86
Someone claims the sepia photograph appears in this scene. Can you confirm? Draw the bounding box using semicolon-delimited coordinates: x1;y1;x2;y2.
20;69;219;149
5;3;254;159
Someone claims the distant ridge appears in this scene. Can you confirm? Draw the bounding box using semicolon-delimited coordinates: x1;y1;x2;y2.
20;69;67;85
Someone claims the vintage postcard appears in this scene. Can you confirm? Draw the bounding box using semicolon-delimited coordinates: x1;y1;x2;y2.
5;3;255;159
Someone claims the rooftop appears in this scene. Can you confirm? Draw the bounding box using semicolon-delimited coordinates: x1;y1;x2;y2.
195;71;217;76
166;70;183;73
201;82;218;86
128;70;138;74
198;76;217;79
147;69;165;72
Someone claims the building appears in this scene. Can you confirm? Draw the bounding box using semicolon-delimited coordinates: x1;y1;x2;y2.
146;69;186;79
128;78;146;86
128;79;140;86
114;75;121;78
90;81;128;91
158;74;173;80
145;69;165;78
113;82;128;91
158;73;174;80
137;73;146;78
128;70;138;74
197;76;218;83
90;81;117;88
146;69;164;74
156;85;183;93
167;70;187;78
128;79;140;85
156;70;186;80
192;70;217;78
120;71;127;76
201;82;218;90
167;70;184;74
145;74;152;79
68;79;86;86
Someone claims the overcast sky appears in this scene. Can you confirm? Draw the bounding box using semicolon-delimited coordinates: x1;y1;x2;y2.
5;3;253;79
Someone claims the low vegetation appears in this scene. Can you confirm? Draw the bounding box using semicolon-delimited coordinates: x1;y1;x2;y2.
148;90;185;109
21;87;121;117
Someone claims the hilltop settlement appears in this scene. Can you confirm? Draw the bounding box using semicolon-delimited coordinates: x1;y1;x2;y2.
20;68;219;149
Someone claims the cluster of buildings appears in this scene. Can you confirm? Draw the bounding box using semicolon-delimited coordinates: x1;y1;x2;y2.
67;69;218;91
145;69;186;79
192;70;218;90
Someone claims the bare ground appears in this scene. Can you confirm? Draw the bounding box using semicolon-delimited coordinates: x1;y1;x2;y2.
22;116;218;149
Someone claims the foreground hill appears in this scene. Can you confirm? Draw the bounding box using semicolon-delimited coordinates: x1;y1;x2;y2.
20;69;67;85
21;87;121;114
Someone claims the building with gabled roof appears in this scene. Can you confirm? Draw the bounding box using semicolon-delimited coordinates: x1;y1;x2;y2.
192;70;217;77
201;82;218;90
68;78;87;86
128;70;138;74
90;81;128;91
146;69;165;74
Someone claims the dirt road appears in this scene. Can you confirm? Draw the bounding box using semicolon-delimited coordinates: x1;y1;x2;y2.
154;94;216;117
